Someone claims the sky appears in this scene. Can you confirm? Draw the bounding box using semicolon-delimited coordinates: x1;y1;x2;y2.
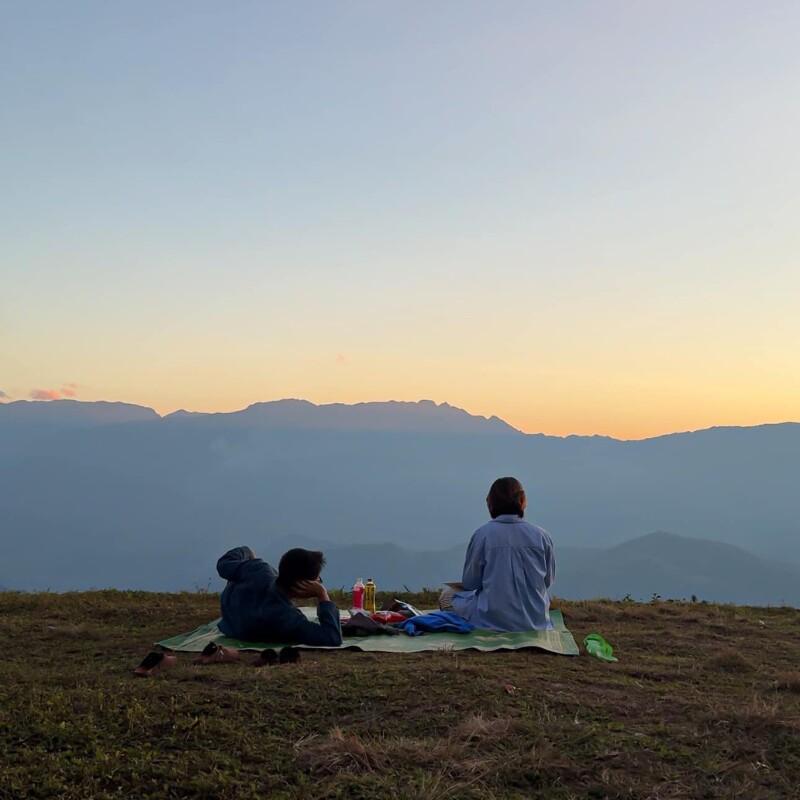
2;1;799;439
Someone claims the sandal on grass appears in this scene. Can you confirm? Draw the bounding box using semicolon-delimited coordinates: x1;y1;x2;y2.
253;649;278;667
192;641;240;665
279;646;301;664
134;651;177;677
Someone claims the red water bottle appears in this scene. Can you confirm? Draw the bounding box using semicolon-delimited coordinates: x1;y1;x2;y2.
352;578;365;612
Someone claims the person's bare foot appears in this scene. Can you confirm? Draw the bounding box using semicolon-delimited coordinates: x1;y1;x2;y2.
134;651;178;677
192;642;240;665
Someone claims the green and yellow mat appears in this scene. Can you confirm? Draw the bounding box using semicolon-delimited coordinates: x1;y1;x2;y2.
157;608;579;656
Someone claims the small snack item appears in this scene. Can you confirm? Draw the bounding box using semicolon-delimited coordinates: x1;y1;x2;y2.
370;611;407;624
389;599;423;618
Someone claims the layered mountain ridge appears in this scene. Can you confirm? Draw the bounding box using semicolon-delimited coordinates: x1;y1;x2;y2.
1;399;799;602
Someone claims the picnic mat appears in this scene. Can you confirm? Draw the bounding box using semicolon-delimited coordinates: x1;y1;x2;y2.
157;608;579;656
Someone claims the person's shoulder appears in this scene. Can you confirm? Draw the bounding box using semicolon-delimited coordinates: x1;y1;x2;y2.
521;520;553;542
235;559;277;585
472;519;497;537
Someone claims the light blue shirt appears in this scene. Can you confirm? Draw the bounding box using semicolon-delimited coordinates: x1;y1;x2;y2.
451;515;556;631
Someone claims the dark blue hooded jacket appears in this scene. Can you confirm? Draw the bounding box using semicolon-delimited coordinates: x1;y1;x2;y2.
216;546;342;646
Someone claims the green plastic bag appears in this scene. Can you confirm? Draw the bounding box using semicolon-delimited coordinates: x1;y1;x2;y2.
583;633;618;662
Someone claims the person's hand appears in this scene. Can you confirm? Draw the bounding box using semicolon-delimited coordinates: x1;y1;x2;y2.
293;579;329;602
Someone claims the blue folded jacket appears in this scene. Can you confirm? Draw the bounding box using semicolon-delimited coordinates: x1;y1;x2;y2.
396;611;476;637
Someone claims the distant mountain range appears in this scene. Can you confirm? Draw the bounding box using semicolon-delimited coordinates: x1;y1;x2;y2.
1;398;799;604
555;531;800;605
0;399;159;426
0;398;516;433
249;530;800;606
2;526;795;606
166;398;519;434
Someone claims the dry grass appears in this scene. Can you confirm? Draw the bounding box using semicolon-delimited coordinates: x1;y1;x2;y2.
706;650;756;673
295;726;488;777
295;727;388;773
774;673;800;693
1;590;800;799
453;713;512;742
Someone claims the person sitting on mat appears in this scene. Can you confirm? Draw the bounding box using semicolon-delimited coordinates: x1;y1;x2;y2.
440;477;556;631
216;546;342;647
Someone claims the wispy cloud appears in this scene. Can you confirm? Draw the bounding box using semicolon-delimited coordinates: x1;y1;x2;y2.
0;390;9;400
335;353;347;365
30;388;61;400
28;382;79;400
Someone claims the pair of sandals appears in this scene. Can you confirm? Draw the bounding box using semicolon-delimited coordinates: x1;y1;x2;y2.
134;642;301;677
192;642;302;667
253;646;301;667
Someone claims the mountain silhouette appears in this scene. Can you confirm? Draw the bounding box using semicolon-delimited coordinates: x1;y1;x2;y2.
555;531;800;605
164;398;519;434
239;531;800;606
1;399;799;600
0;399;158;427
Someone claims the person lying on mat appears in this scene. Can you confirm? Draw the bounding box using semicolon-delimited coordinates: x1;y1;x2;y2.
441;477;556;632
216;546;342;647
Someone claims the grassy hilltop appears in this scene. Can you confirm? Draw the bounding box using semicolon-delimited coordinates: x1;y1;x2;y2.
1;591;799;800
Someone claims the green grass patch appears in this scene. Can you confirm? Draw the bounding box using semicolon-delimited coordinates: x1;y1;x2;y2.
1;591;799;799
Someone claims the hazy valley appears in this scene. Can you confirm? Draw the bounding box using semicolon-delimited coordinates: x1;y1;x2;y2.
1;399;799;605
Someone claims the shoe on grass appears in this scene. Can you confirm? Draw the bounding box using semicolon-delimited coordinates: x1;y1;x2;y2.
192;641;240;665
279;646;301;664
134;651;177;677
253;649;278;667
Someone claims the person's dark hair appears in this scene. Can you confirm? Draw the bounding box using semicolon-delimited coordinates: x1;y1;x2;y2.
276;548;326;592
486;477;527;518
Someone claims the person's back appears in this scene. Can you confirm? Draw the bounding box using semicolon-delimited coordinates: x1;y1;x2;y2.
449;477;556;631
216;545;342;646
452;515;555;631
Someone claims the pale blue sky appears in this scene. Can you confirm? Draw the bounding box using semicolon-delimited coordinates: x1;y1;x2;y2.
2;1;799;436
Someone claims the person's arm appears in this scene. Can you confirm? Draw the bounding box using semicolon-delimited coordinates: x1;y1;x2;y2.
461;531;486;591
216;546;255;581
280;580;343;647
544;535;556;589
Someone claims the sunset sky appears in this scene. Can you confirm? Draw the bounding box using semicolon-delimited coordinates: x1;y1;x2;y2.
2;2;799;439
